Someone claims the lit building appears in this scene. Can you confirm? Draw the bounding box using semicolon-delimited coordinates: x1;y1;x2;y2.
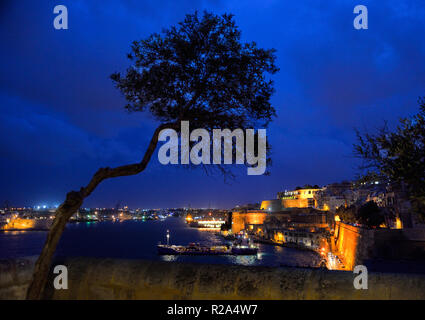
314;182;355;212
268;227;325;249
277;187;322;208
315;194;348;212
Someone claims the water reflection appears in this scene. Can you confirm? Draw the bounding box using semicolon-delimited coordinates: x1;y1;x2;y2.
227;254;258;266
160;255;177;262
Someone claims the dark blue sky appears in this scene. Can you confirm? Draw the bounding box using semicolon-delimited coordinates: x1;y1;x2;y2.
1;0;424;209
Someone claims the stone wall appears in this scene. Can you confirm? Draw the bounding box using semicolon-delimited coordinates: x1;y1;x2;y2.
334;222;370;270
282;198;311;208
2;257;425;300
231;212;268;233
0;256;38;299
335;222;425;270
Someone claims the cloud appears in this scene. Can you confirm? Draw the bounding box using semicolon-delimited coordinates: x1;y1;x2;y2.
0;92;144;165
1;0;424;207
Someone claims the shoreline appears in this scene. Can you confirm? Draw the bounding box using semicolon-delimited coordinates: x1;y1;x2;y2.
0;228;50;232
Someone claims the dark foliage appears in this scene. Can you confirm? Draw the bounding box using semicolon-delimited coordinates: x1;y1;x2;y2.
354;97;425;218
111;11;278;131
336;205;357;224
337;202;384;228
356;201;385;228
111;11;278;178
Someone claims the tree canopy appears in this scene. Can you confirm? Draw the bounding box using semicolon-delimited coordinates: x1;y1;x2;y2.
111;11;278;131
354;97;425;217
356;201;385;228
336;205;357;224
336;202;385;228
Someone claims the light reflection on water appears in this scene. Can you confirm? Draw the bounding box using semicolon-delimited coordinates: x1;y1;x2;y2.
160;255;178;262
160;253;260;266
226;254;258;266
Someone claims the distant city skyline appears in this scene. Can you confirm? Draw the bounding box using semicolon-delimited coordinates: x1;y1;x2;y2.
1;1;425;208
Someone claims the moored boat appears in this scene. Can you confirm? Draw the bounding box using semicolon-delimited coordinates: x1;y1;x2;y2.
157;230;259;256
157;242;258;255
231;245;258;255
157;242;232;255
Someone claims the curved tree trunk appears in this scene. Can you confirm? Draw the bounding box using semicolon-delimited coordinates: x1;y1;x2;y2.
26;123;175;299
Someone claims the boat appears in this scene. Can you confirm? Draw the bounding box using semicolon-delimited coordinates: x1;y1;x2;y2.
230;245;258;255
157;242;230;255
157;230;259;256
157;242;258;255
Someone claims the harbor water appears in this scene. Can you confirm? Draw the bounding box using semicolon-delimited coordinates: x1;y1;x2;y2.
0;217;321;267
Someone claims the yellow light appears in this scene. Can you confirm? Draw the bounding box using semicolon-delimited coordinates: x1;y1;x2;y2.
274;232;284;243
334;215;340;222
395;217;402;229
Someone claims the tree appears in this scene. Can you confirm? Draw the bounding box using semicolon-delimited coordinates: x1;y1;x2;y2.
336;202;384;228
354;97;425;219
26;11;278;299
336;205;357;224
356;201;384;228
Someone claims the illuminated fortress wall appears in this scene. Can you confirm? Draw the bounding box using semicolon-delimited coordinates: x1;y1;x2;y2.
282;198;310;208
2;257;425;300
231;212;268;234
334;222;365;270
333;222;423;271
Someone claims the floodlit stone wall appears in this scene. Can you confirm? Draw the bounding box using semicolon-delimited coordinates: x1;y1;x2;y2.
335;222;425;270
231;212;268;233
335;222;365;270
